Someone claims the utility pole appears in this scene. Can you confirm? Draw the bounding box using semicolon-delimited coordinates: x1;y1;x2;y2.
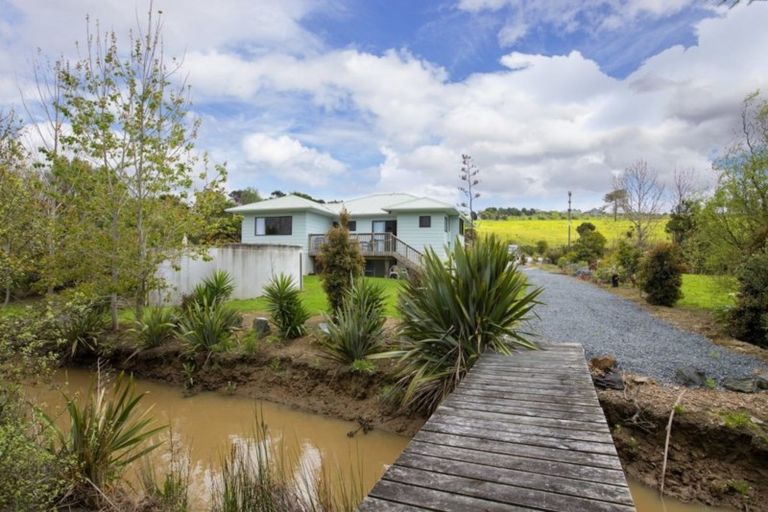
568;190;571;251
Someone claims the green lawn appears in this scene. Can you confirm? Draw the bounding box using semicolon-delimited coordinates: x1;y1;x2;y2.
678;274;738;310
477;216;669;247
228;275;402;317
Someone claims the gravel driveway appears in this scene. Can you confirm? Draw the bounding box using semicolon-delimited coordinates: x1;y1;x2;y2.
521;268;767;383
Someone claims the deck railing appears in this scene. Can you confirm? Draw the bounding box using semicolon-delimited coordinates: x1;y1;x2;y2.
308;232;422;267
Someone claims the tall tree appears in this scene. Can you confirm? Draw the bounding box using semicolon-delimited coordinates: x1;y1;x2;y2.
458;154;480;238
56;8;213;325
603;189;626;221
614;160;665;247
0;111;43;306
229;187;261;206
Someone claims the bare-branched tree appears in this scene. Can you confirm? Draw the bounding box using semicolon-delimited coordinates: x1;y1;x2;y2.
614;160;665;246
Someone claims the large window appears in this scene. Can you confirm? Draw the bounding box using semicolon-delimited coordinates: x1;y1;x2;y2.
419;215;431;228
255;216;292;236
348;220;357;231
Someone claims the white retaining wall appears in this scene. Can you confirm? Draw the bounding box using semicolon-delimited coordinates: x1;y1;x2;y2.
153;244;303;305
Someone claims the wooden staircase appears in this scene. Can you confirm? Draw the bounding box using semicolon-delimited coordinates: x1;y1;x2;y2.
308;232;423;272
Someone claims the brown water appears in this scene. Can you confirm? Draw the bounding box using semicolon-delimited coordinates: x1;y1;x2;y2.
28;369;729;512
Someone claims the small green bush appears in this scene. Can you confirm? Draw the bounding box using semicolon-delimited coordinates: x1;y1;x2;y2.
179;299;242;352
186;270;235;310
728;249;768;347
263;274;309;339
615;239;643;285
55;293;110;359
639;243;685;306
321;279;386;364
131;307;178;348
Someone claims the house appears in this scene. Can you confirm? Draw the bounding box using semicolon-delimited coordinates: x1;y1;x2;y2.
226;193;466;277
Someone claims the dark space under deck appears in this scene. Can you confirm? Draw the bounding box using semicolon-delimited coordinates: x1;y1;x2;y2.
358;343;636;512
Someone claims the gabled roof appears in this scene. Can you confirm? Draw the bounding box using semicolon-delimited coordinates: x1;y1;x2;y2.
225;194;336;217
386;197;459;213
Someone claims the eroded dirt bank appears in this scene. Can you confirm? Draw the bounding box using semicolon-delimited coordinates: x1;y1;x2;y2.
599;380;768;511
91;336;426;437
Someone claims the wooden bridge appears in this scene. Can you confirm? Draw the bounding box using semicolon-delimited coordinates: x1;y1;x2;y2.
358;343;636;512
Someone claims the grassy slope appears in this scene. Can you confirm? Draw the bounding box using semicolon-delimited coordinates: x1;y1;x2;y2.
228;275;402;318
679;274;738;310
477;217;669;246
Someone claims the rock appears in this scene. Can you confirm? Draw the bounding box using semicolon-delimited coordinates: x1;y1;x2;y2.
755;376;768;391
722;377;757;393
590;355;617;372
252;317;271;338
675;366;706;387
628;375;652;385
593;370;625;390
318;322;330;335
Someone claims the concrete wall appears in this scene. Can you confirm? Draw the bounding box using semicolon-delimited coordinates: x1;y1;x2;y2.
153;244;303;305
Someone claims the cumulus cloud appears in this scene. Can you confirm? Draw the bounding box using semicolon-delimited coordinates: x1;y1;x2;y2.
242;133;345;186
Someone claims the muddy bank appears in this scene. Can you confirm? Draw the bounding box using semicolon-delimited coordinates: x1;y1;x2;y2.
88;330;425;437
599;379;768;510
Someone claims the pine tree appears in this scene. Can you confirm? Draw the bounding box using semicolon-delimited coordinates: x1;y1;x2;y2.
317;209;364;312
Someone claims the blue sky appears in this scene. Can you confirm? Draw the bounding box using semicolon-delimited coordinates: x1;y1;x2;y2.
1;0;767;210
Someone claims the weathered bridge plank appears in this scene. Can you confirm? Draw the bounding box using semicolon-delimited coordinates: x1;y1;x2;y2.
358;343;636;511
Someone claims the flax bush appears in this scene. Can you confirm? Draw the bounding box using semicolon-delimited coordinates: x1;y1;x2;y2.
384;235;541;414
263;274;309;339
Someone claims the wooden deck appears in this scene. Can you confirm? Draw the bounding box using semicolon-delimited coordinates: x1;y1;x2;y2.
358;343;636;512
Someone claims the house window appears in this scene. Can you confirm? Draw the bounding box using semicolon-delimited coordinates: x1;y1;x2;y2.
419;215;431;228
444;216;449;232
255;216;292;236
459;218;465;235
348;220;357;231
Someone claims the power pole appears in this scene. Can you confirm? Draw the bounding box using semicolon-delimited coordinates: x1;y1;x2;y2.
568;190;571;251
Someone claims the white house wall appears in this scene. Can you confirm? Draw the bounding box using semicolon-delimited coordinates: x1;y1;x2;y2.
395;212;451;259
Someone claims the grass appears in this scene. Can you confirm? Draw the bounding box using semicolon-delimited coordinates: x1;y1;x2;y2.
678;274;738;310
476;216;669;247
228;275;402;318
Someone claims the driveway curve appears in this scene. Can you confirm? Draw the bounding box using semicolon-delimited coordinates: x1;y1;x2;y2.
521;268;767;383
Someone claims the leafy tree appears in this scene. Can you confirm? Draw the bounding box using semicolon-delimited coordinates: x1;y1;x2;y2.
270;190;286;198
573;222;606;263
193;175;241;245
291;191;326;203
56;9;216;324
0;111;43;306
666;199;700;246
639;243;685;306
698;91;768;273
317;209;364;312
728;248;768;347
603;189;626;221
615;239;643;285
228;187;262;206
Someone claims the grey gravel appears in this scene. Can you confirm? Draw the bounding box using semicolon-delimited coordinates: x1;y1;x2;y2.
521;268;768;383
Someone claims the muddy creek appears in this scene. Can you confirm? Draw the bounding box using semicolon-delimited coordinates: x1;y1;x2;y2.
27;369;727;511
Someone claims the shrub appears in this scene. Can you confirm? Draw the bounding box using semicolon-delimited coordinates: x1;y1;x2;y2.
728;249;768;347
55;293;109;359
187;270;235;309
263;274;309;339
573;222;607;263
320;279;386;364
615;239;643;285
385;236;541;414
639;243;685;306
131;307;178;348
535;240;548;255
178;299;242;352
544;246;565;264
41;373;165;506
317;209;364;312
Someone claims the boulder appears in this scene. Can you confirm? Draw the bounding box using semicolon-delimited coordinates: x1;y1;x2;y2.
675;366;706;387
252;317;271;338
318;322;330;335
755;375;768;391
722;377;757;394
593;370;625;390
590;355;617;372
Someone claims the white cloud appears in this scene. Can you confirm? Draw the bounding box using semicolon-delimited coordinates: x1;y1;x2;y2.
242;133;345;186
